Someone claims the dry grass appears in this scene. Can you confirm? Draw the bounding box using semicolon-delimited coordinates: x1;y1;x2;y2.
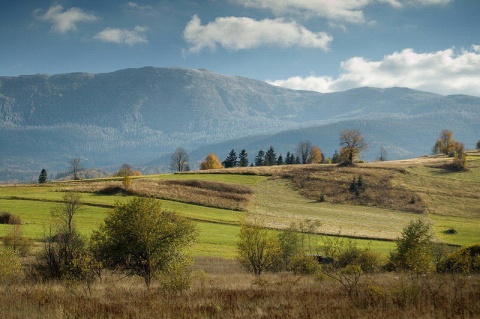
71;178;253;211
1;257;479;319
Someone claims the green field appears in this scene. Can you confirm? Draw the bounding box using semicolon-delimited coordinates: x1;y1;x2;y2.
1;155;479;258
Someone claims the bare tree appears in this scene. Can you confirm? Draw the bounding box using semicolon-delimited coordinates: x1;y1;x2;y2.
378;145;388;162
69;158;84;180
170;148;189;172
339;130;368;166
296;141;313;164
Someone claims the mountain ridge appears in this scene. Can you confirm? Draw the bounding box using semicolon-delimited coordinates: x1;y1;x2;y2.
0;67;479;181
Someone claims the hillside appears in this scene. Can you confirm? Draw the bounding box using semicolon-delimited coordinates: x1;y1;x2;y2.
1;67;479;181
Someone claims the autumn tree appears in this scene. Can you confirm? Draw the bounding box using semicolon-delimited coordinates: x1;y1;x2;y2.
433;130;458;156
69;158;84;180
223;149;238;168
307;146;323;164
38;168;48;184
339;130;368;166
169;147;189;172
114;164;142;177
91;197;197;287
296;141;313;164
200;153;223;170
239;149;249;167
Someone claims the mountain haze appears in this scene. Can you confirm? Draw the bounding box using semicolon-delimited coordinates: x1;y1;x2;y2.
1;67;479;181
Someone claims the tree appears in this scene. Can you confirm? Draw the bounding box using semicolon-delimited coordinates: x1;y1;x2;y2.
169;148;189;172
387;219;434;274
433;130;456;156
35;192;92;281
378;145;388;162
91;197;197;287
285;152;293;165
277;154;285;165
69;158;84;180
331;150;340;164
114;164;142;177
237;219;282;276
264;146;277;166
200;153;223;170
38;168;48;184
307;146;323;164
239;149;249;167
477;140;480;150
296;141;313;164
254;150;265;166
223;149;238;168
339;130;368;166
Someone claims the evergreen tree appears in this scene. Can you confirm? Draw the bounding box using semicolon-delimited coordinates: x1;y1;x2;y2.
239;149;249;167
277;154;285;165
294;156;301;164
255;150;265;166
38;169;48;184
285;152;293;165
264;146;277;166
223;149;238;168
331;150;340;164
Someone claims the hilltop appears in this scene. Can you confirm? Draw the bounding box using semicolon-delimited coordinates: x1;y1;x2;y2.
1;67;479;181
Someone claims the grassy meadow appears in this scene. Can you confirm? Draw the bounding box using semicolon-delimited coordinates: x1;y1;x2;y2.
0;153;480;318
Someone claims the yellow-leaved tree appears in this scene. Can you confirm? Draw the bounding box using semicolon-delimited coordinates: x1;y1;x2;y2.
307;146;323;164
200;153;223;170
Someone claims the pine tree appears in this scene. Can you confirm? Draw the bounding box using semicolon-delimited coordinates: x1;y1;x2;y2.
38;169;48;184
255;150;265;166
285;152;292;165
277;154;285;165
264;146;277;166
239;149;249;167
223;149;238;168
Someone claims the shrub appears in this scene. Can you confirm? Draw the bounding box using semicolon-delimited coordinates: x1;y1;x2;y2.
0;212;22;225
2;225;33;256
438;244;480;274
290;254;321;275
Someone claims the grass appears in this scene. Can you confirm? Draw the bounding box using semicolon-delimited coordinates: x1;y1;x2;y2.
1;154;479;259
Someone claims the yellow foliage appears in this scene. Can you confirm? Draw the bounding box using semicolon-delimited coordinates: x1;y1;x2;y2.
308;146;323;164
200;153;223;170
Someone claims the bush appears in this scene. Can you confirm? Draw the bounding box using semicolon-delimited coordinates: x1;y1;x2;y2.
0;212;22;225
2;225;33;256
438;244;480;274
290;254;321;275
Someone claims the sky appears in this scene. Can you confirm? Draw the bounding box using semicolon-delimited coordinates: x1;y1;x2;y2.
1;0;479;96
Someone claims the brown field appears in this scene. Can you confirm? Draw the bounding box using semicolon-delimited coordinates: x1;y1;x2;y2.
1;258;479;319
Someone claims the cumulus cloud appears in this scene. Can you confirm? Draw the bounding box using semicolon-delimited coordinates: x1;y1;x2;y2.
267;45;480;96
233;0;453;23
183;15;332;53
35;5;98;33
93;26;148;45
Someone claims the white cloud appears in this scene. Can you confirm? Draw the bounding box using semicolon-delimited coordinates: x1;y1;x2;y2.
267;45;480;96
126;2;154;12
183;15;332;53
94;26;148;45
233;0;453;23
35;5;98;33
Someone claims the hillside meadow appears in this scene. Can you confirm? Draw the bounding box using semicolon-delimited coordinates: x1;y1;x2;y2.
0;154;479;318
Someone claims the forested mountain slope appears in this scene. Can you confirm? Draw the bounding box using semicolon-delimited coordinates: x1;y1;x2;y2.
0;67;479;181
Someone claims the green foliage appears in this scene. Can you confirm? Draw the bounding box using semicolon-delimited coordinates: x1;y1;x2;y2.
349;175;367;197
237;219;282;276
387;219;434;273
38;168;47;184
264;146;277;166
91;197;197;287
254;150;265;166
322;237;380;273
223;149;238;168
438;244;480;274
238;149;249;167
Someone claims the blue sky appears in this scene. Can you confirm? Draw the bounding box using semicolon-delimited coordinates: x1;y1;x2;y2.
1;0;479;96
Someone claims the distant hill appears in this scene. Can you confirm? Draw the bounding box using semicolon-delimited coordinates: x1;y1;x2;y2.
0;67;479;181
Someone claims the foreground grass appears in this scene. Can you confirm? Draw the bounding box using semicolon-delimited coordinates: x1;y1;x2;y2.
0;258;478;319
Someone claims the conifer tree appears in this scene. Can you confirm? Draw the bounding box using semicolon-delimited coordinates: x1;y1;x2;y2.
277;154;285;165
239;149;249;167
223;149;238;168
38;169;48;184
255;150;265;166
264;146;277;166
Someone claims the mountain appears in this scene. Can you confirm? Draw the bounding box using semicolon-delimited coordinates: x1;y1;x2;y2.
0;67;479;181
